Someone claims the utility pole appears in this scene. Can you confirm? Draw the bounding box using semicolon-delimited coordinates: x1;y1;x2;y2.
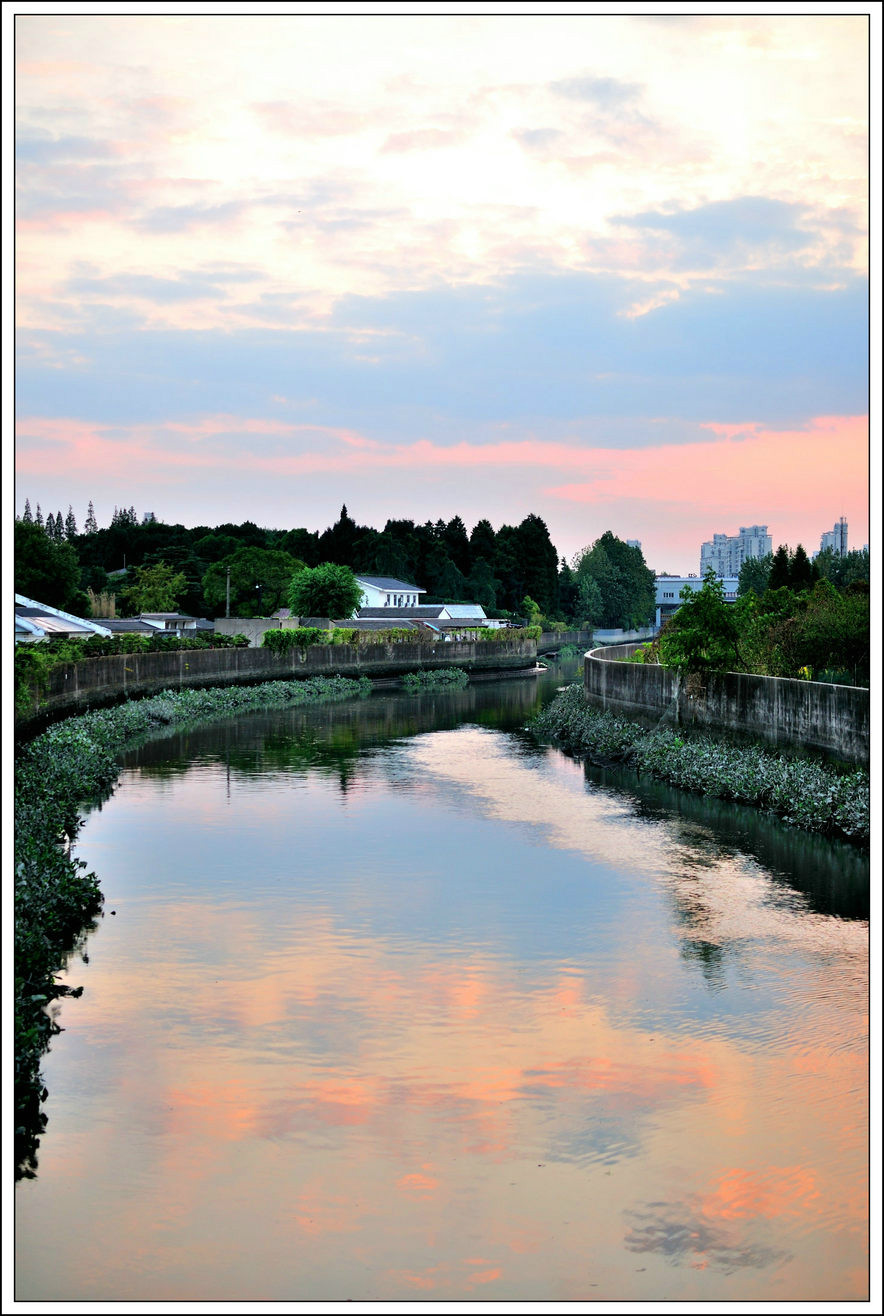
226;566;231;618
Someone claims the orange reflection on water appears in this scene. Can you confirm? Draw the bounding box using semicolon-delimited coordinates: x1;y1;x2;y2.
14;726;869;1304
705;1165;820;1222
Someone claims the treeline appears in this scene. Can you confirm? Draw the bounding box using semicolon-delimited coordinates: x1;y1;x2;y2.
737;543;870;597
650;544;870;687
15;501;656;629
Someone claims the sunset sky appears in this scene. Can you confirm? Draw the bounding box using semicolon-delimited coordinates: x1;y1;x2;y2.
10;8;873;573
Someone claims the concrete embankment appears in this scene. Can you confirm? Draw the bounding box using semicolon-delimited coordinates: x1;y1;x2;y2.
16;639;537;738
584;645;869;767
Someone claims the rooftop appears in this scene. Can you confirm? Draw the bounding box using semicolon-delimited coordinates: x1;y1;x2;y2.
355;576;425;592
357;606;446;619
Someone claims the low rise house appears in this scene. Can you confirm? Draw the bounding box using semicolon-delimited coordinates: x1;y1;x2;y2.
95;612;215;639
139;612;214;636
354;576;426;608
14;594;112;644
99;618;163;636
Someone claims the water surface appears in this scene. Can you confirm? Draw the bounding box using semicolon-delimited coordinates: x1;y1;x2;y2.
16;669;869;1302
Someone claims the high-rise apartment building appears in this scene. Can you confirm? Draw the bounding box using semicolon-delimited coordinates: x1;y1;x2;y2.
818;517;848;556
700;525;772;577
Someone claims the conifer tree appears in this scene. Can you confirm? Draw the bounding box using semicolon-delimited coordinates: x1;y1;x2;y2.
35;503;44;527
22;499;33;523
65;505;78;539
790;544;814;590
84;500;98;533
45;511;56;539
768;544;792;591
54;511;65;542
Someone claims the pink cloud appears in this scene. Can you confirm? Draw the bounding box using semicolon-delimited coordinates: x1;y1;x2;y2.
15;411;869;568
546;415;868;518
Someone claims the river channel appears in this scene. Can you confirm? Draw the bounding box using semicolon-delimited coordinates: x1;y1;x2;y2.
15;665;869;1302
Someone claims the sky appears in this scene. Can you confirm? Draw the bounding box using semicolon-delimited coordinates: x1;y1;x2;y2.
9;5;875;574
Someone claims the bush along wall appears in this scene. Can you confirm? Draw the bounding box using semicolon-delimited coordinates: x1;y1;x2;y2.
262;626;416;651
15;632;250;716
14;673;370;1181
532;683;869;845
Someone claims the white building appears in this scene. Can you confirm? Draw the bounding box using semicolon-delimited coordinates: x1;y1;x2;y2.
700;525;771;577
354;575;426;608
818;517;848;556
654;575;739;628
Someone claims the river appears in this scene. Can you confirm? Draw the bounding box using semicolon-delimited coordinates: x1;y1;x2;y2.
15;665;869;1302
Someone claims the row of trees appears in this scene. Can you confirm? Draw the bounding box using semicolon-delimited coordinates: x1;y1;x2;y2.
738;544;870;596
16;503;657;628
19;499;105;539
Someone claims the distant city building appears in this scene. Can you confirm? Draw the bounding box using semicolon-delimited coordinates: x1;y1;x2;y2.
626;539;641;549
655;574;738;628
818;516;848;556
700;525;771;577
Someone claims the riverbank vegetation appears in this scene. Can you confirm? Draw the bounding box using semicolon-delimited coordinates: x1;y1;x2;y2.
15;631;250;717
637;568;869;687
532;684;869;845
401;668;470;691
14;674;371;1180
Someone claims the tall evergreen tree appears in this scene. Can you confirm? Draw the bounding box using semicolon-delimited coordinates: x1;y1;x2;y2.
45;511;57;540
768;544;792;591
34;503;44;528
65;505;78;539
84;500;98;534
443;516;471;575
790;544;814;590
22;499;33;523
317;505;361;566
469;518;497;565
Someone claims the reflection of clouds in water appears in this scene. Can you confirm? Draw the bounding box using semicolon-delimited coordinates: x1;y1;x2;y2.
624;1163;822;1274
407;728;867;984
544;1106;644;1170
624;1199;788;1272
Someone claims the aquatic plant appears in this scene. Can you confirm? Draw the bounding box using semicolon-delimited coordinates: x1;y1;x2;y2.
14;674;371;1179
401;667;470;691
531;683;869;845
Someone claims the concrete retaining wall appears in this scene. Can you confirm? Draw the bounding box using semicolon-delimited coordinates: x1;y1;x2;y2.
213;617;284;646
17;640;538;737
537;629;594;652
591;626;657;645
584;646;869;766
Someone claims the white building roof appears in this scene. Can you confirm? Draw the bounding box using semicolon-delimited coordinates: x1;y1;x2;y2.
355;576;425;593
14;594;112;638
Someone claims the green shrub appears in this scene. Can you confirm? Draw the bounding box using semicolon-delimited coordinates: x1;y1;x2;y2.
401;668;469;691
476;626;540;642
262;627;328;651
